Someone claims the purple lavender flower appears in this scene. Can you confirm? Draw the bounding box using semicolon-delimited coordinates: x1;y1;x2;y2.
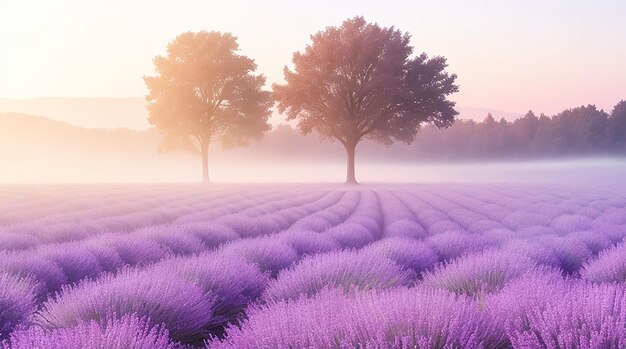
212;287;508;348
277;230;340;255
502;211;551;230
263;249;415;302
0;273;37;339
0;252;67;297
39;243;103;285
497;276;626;349
361;237;438;276
219;237;298;277
425;230;497;262
0;233;41;252
150;253;269;334
323;223;376;249
581;241;626;283
550;214;593;234
383;219;427;239
422;249;538;296
36;269;215;344
4;315;175;349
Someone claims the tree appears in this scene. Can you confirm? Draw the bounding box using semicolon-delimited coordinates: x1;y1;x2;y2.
551;105;608;154
608;100;626;150
273;17;458;183
512;111;539;156
145;31;272;183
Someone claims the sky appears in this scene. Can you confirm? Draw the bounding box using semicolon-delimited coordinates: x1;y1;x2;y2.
1;0;625;115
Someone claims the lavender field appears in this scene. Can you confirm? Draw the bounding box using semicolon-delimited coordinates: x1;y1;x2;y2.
1;183;626;348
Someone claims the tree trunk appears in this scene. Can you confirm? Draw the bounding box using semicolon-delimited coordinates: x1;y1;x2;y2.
201;142;210;184
345;142;358;184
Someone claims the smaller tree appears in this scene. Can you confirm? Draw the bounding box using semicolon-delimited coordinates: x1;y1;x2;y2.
145;31;272;183
273;17;458;183
512;111;540;156
608;100;626;150
551;105;609;154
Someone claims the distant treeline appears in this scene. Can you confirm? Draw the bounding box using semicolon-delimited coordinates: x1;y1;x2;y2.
255;101;626;162
4;101;626;165
402;101;626;161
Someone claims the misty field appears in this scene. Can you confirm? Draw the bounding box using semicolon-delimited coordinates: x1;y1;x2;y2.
1;183;626;348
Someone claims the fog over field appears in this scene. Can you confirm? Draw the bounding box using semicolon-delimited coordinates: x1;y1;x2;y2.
3;112;626;184
4;150;626;185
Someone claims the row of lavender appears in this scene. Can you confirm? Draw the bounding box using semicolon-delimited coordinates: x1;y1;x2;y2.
1;184;626;348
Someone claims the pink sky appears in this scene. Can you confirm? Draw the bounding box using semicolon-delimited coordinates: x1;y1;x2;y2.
1;0;625;115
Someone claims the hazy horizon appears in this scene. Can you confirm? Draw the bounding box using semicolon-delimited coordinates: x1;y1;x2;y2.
3;110;626;184
0;97;528;130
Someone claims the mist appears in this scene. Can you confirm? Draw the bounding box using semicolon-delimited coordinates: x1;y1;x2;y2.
2;113;625;184
3;109;626;185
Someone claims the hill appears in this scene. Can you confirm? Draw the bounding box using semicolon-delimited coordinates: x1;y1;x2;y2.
0;97;149;130
0;97;522;130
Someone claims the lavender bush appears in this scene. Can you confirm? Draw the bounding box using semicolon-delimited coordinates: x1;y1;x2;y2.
212;287;509;348
2;315;176;349
219;237;298;277
422;250;538;296
498;277;626;348
0;252;67;297
150;253;269;334
361;237;438;276
0;273;37;339
581;241;626;283
263;249;415;302
36;269;215;344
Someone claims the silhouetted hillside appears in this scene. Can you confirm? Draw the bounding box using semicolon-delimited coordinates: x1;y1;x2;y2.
0;97;521;130
0;113;160;155
0;113;177;182
0;97;149;129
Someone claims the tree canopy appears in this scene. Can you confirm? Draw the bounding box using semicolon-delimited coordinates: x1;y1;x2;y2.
273;17;458;183
145;31;272;182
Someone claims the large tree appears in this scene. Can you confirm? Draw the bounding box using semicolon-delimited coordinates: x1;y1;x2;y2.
145;31;272;183
273;17;459;183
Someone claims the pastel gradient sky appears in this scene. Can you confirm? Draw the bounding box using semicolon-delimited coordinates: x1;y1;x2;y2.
1;0;625;115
